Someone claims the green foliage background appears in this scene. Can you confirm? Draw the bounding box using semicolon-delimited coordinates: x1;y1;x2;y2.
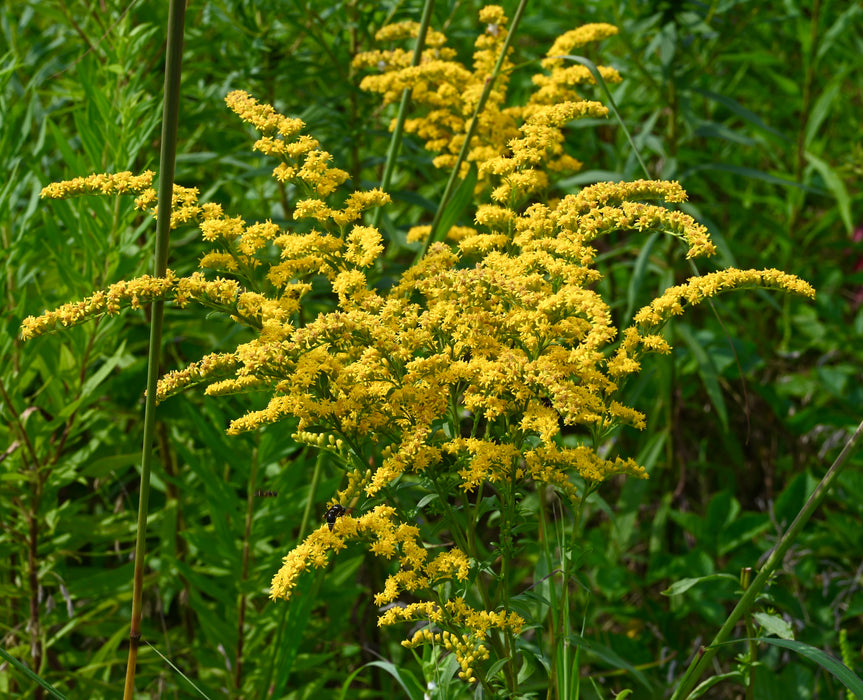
1;0;861;697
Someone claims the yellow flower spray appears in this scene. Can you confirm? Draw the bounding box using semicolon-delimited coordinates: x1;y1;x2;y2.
21;6;814;694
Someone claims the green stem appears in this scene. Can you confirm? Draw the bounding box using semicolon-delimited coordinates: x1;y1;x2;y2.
235;448;259;692
298;450;327;544
741;567;756;700
670;417;863;699
373;0;435;234
431;475;472;557
497;457;521;693
551;485;593;700
459;490;479;571
413;0;531;264
122;1;186;697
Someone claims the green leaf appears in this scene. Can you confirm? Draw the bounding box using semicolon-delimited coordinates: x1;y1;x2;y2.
624;231;660;323
269;573;322;696
81;452;139;479
690;87;790;143
805;74;843;147
675;323;729;433
679;162;823;194
80;340;128;399
717;638;863;696
816;4;863;63
486;656;512;679
705;491;739;537
567;634;657;692
774;471;817;526
689;670;746;699
753;612;795;640
662;573;738;597
803;150;852;234
0;646;68;699
717;512;771;556
669;506;704;540
434;162;477;246
361;660;426;700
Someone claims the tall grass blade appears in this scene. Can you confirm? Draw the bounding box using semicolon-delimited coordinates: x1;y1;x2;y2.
0;647;69;700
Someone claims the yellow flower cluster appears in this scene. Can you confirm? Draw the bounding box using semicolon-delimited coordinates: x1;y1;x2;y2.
156;352;240;403
271;504;469;600
406;224;477;244
395;597;524;682
154;163;808;509
403;626;490;683
26;90;391;347
226;89;349;197
606;269;815;380
633;268;815;328
270;502;518;681
353;6;620;193
23;8;816;687
138;169;809;544
20;271;243;341
40;170;155;198
38;169;200;231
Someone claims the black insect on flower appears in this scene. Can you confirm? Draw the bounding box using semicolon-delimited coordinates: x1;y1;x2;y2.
323;503;346;531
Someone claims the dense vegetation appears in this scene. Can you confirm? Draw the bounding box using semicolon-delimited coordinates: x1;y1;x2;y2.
1;1;861;698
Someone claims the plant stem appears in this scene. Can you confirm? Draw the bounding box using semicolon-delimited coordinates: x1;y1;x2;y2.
548;484;593;700
414;0;530;264
670;417;863;699
741;567;756;700
373;0;435;235
122;1;186;697
298;450;326;544
235;448;259;692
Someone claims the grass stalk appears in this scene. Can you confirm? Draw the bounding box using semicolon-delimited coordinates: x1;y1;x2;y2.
297;450;327;543
670;417;863;699
122;0;187;696
413;0;531;264
235;448;260;691
372;0;435;235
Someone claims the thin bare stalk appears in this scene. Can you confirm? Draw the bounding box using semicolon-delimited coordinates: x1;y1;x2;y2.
414;0;531;264
670;417;863;699
297;450;327;543
122;0;187;697
235;449;260;692
373;0;435;235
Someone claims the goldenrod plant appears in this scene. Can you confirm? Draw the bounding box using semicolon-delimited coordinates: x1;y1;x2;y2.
18;5;829;697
